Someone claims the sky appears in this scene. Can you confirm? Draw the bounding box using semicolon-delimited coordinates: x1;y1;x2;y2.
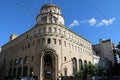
0;0;120;47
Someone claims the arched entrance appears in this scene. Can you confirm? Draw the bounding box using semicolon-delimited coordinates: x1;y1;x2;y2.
40;50;58;80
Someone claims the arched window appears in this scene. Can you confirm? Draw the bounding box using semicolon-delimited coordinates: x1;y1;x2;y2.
72;58;77;75
58;29;61;35
89;61;91;64
14;59;18;65
84;60;87;68
79;59;83;70
41;16;47;23
19;58;23;65
24;56;28;64
48;27;52;33
53;16;57;23
43;27;46;33
53;28;56;33
10;60;13;66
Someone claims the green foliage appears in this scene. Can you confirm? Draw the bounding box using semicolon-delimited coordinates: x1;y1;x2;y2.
117;42;120;49
75;69;84;77
75;64;99;77
83;64;98;76
97;66;105;76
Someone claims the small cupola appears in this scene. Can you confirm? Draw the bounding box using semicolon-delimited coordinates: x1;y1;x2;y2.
36;4;65;25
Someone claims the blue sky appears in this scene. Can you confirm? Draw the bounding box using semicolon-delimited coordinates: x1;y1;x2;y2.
0;0;120;47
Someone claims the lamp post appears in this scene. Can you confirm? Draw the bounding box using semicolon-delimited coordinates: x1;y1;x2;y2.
60;59;73;80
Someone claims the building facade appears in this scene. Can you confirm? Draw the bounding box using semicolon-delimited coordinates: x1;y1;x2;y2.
0;4;93;80
93;39;115;75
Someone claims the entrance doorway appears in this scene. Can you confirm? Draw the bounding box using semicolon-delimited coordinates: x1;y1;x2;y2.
41;50;57;80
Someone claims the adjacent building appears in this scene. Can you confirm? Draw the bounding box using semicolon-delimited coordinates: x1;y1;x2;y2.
93;39;115;75
0;4;93;80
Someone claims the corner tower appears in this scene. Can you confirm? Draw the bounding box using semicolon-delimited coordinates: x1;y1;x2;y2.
36;4;65;25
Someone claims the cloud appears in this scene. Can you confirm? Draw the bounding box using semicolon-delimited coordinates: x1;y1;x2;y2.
69;18;116;28
88;18;97;26
97;18;116;27
69;20;80;28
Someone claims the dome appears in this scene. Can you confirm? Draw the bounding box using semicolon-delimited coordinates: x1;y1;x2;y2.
40;4;62;15
36;4;65;25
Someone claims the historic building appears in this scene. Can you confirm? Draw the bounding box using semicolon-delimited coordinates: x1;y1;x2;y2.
0;4;93;80
93;39;115;74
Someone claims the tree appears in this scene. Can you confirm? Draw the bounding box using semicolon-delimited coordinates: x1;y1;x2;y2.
97;66;104;76
75;69;84;78
75;64;98;78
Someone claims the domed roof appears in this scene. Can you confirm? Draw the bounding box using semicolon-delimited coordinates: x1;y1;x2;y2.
36;3;65;25
41;4;60;9
40;4;62;15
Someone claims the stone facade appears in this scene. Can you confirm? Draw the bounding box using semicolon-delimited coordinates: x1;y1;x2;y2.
93;38;115;75
0;4;93;80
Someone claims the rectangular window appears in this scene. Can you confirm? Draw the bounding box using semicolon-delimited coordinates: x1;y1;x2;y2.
47;38;51;44
64;57;66;61
13;68;16;76
64;41;66;47
17;67;22;76
58;39;61;45
43;27;46;33
42;38;45;44
28;43;30;48
38;39;40;44
23;66;28;76
8;68;12;76
68;43;70;48
53;39;56;44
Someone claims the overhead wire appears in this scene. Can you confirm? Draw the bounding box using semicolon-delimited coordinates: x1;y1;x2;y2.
84;0;106;18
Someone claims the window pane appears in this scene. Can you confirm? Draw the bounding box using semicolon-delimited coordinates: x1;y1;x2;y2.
47;38;51;44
